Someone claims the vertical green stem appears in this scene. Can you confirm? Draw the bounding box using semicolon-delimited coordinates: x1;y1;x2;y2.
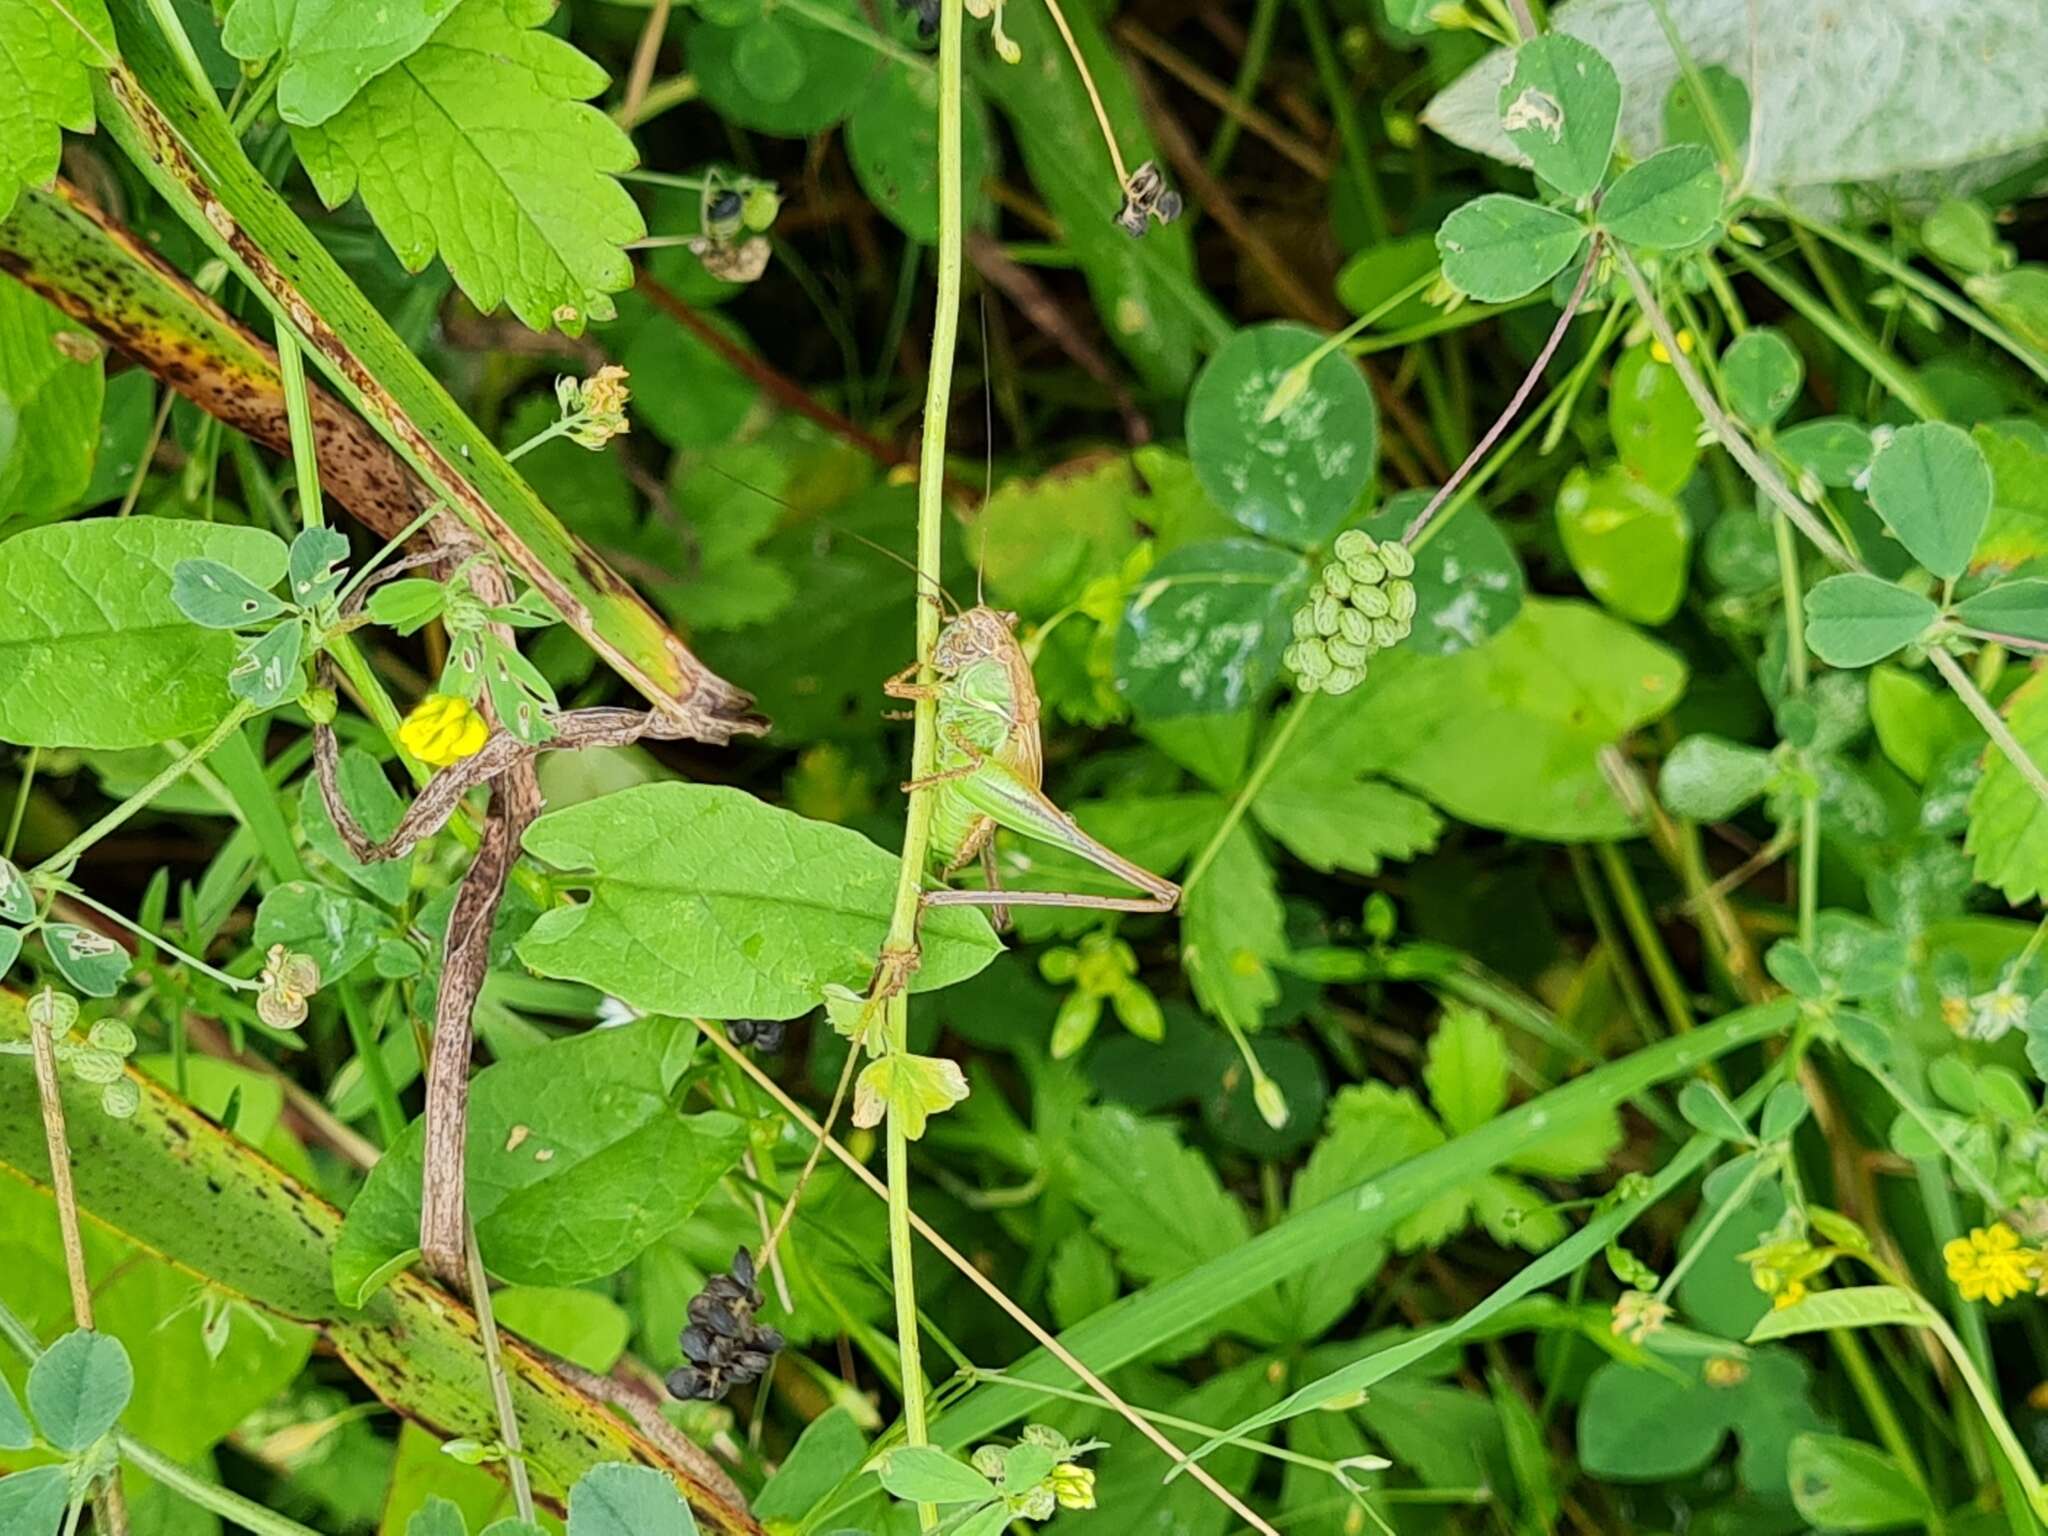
1298;0;1387;240
1828;1329;1945;1533
1771;490;1821;949
275;333;325;532
1594;842;1697;1035
1206;0;1285;177
872;1;964;1521
5;746;36;860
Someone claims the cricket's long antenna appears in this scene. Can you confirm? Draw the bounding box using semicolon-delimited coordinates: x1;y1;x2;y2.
697;460;963;616
978;292;994;608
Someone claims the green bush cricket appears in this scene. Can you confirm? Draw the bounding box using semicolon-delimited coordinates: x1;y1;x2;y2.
886;603;1181;919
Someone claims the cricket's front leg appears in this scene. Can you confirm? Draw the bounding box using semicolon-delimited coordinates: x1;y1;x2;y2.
900;728;987;794
882;661;941;702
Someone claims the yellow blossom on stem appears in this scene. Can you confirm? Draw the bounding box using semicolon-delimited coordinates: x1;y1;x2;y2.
1945;1223;2035;1306
1048;1463;1096;1510
1773;1278;1808;1310
399;693;489;769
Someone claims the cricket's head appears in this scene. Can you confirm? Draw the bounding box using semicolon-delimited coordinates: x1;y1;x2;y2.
933;605;1020;673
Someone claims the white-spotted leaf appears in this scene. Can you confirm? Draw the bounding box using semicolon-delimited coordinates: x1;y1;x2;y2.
1498;34;1621;198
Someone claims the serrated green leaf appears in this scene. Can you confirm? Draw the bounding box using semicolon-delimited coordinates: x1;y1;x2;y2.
567;1463;701;1536
1498;34;1620;198
0;0;115;221
292;0;645;332
1435;194;1586;302
1659;733;1776;821
1599;144;1723;249
1866;421;1992;580
852;1051;969;1141
220;0;461;126
1310;599;1688;840
1966;667;2048;901
1423;1008;1510;1136
332;1017;746;1302
27;1328;132;1450
1803;573;1939;668
0;517;288;748
1720;327;1803;429
1252;760;1442;877
0;279;104;523
1181;821;1285;1037
1186;323;1379;547
517;783;1000;1018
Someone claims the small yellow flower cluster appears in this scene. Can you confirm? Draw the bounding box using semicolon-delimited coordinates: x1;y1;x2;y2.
1609;1289;1671;1345
1945;1223;2039;1306
554;364;632;449
399;694;489;769
1650;328;1697;366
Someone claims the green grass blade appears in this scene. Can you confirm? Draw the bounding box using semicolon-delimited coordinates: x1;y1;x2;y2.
929;999;1795;1448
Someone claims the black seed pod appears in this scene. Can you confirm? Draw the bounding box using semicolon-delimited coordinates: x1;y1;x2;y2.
665;1247;785;1404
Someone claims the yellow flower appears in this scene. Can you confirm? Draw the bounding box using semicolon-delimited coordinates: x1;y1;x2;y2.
1945;1223;2035;1305
1048;1463;1096;1511
1650;328;1696;365
400;694;489;769
1773;1278;1808;1310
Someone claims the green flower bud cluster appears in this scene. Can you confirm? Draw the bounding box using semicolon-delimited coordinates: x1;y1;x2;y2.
1282;529;1418;695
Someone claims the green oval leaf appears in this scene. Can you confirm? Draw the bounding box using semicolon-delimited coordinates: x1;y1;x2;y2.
876;1445;1001;1506
1954;577;2048;642
731;14;805;101
43;922;129;997
1599;144;1723;250
1803;574;1939;667
1186;323;1378;547
1788;1433;1931;1532
1435;194;1586;302
27;1329;133;1451
848;70;994;245
0;1465;70;1533
1866;421;1993;580
1720;327;1803;429
1608;341;1701;494
170;558;291;630
1555;464;1691;624
1779;416;1874;488
1497;34;1620;199
517;783;1000;1017
568;1463;702;1536
332;1017;747;1303
1114;539;1308;718
1659;734;1776;821
0;518;289;749
688;4;878;135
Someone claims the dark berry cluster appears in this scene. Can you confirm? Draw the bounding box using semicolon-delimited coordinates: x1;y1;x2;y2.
726;1017;786;1052
665;1248;784;1403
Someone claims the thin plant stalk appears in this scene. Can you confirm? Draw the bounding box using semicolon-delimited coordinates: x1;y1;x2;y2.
1404;238;1602;545
871;0;970;1519
465;1221;536;1521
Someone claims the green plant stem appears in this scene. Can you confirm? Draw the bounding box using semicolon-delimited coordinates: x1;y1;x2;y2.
5;746;37;860
1298;0;1387;240
1182;697;1312;893
1652;1154;1770;1301
465;1222;535;1521
60;891;254;993
870;1;967;1521
1781;205;2048;386
1206;0;1285;176
32;702;257;879
1828;1328;1945;1533
1770;490;1821;949
339;984;406;1146
276;332;326;531
1594;843;1696;1036
1921;1306;2048;1521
